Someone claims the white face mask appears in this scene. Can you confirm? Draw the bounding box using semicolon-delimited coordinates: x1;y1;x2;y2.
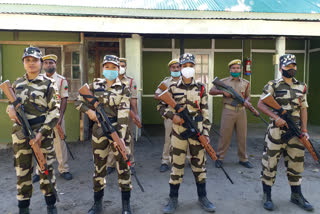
119;67;126;75
181;67;195;79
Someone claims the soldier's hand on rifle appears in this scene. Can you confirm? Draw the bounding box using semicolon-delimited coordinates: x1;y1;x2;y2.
172;115;184;125
86;109;98;122
7;105;22;125
301;131;310;140
244;100;252;109
34;132;42;146
222;91;233;98
275;117;288;128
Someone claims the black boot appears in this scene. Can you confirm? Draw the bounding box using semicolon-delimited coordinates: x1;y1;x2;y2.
47;205;58;214
88;190;103;214
45;195;58;214
196;182;216;212
163;184;179;214
18;200;30;214
290;185;314;211
262;183;274;211
122;191;132;214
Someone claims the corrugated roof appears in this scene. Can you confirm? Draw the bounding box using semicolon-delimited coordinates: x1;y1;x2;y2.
0;0;320;13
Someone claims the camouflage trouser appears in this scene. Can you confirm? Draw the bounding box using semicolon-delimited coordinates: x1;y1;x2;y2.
169;124;207;185
92;124;132;192
12;124;56;201
261;123;305;186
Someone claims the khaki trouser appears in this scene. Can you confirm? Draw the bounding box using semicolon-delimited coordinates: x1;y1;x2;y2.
36;117;69;175
107;117;135;167
162;118;173;165
53;117;70;173
217;105;248;162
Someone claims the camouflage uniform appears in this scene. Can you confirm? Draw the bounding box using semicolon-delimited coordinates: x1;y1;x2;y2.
107;74;137;168
75;77;132;192
156;76;180;165
161;78;211;185
260;77;308;186
11;73;60;201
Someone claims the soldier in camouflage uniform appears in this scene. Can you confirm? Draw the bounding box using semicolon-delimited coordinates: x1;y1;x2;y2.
155;59;181;172
106;57;139;175
6;47;60;214
257;54;313;211
75;55;132;214
160;53;216;214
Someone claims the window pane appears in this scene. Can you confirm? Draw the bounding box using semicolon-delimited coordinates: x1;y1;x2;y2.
195;64;202;74
202;55;209;64
195;73;202;82
195;55;201;64
64;65;71;79
72;66;80;79
202;64;208;73
72;52;80;64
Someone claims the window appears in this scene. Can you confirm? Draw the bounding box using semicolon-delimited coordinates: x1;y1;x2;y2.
195;54;209;84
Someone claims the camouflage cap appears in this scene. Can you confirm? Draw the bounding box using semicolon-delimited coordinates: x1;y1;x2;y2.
22;47;42;61
168;59;179;67
179;53;195;65
103;55;120;66
228;59;242;67
280;54;296;67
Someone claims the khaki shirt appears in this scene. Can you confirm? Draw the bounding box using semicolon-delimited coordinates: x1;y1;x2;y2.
121;75;137;99
260;77;308;121
44;72;69;99
213;76;250;106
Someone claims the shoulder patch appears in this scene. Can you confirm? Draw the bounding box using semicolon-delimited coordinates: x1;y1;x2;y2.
56;74;66;80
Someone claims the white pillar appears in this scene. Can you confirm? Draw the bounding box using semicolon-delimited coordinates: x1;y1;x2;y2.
274;36;286;79
125;34;142;138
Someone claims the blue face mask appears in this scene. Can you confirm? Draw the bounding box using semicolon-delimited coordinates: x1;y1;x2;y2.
171;71;181;77
103;69;118;81
230;72;241;78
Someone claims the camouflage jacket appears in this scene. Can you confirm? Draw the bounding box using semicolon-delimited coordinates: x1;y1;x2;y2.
160;78;211;136
11;73;60;136
75;77;131;139
156;76;180;119
121;75;137;99
260;77;308;121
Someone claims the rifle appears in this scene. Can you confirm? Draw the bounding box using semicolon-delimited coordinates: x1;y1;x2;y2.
129;110;153;144
0;80;59;201
261;93;320;164
79;84;145;192
158;83;233;184
56;124;75;160
212;77;269;125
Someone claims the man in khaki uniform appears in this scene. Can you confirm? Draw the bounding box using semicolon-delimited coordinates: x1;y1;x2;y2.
33;54;73;182
209;59;253;168
155;59;181;172
106;57;139;175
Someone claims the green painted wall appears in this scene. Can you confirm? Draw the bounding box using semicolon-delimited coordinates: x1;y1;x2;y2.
18;32;80;42
0;31;14;41
308;51;320;125
175;39;211;49
215;39;242;49
0;102;12;144
64;103;80;142
142;51;171;124
143;38;171;48
252;39;275;49
310;39;320;49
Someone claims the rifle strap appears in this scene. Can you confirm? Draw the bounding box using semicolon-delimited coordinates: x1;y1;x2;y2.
80;93;98;106
12;97;22;108
200;85;204;98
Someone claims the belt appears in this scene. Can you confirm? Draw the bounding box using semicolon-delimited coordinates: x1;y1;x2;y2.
28;115;46;126
224;104;245;111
